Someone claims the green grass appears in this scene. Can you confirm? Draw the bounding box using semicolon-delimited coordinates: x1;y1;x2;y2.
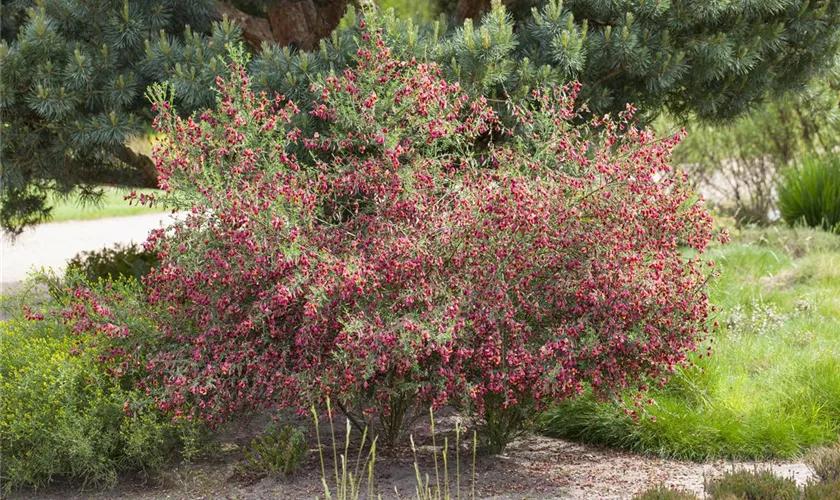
540;225;840;461
47;187;164;223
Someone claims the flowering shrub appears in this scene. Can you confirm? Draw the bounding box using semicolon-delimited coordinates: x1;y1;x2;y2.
140;28;716;451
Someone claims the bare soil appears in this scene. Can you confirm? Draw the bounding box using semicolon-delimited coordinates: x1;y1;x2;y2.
11;410;813;500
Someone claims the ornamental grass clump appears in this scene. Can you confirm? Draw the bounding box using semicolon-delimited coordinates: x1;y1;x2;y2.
778;154;840;233
139;25;716;452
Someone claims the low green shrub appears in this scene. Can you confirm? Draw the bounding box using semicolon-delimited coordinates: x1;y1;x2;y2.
638;469;840;500
705;469;799;500
633;484;699;499
808;443;840;483
239;424;308;477
779;154;840;233
0;271;203;493
802;477;840;499
66;242;158;281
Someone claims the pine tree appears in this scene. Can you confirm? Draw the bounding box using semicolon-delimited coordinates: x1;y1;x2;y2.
0;0;230;233
2;0;839;234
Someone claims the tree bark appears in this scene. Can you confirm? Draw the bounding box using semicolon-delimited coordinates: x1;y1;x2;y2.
455;0;519;22
456;0;491;21
217;0;350;51
217;2;275;47
115;146;160;189
265;0;349;51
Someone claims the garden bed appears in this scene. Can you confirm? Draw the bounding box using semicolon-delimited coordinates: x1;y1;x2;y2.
11;424;813;500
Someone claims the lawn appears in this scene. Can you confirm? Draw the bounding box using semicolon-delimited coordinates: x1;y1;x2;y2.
47;187;164;223
540;225;840;461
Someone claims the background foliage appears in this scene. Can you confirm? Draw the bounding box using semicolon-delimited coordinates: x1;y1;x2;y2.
66;242;159;282
668;58;840;224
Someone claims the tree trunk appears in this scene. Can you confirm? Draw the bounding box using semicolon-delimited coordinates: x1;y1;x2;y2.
266;0;349;51
115;146;160;189
456;0;491;21
217;0;349;51
456;0;519;22
217;2;275;47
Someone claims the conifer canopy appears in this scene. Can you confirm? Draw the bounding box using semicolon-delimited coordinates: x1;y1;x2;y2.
2;0;839;233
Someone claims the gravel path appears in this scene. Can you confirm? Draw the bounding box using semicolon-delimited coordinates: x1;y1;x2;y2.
0;213;176;287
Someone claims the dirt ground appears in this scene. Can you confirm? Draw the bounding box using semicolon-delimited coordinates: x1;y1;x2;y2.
11;410;814;500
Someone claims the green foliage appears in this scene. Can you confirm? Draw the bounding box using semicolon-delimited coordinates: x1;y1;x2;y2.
722;224;840;258
640;464;840;500
807;443;840;483
779;154;840;233
802;477;840;500
4;0;840;233
239;424;308;477
2;312;126;489
250;0;840;125
667;58;840;225
66;242;159;281
520;0;840;123
376;0;437;21
0;0;236;234
540;227;840;461
0;271;204;493
705;470;799;500
633;485;699;500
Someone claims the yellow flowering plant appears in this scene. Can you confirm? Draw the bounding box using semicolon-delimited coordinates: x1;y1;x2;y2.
0;270;205;493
